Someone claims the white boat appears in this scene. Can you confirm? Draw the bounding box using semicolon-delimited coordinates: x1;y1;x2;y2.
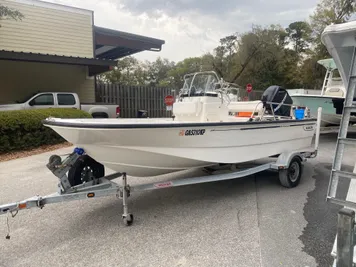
290;58;356;127
43;71;317;177
320;19;356;265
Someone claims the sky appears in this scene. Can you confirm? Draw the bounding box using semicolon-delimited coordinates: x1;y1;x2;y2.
48;0;320;62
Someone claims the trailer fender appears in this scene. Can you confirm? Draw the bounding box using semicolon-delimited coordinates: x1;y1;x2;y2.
271;151;306;170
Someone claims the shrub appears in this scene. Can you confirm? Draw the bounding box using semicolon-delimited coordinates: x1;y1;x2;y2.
0;108;92;153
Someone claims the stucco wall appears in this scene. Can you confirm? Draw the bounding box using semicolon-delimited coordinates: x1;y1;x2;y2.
0;60;95;104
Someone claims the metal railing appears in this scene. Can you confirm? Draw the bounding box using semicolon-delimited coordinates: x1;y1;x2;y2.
246;100;313;122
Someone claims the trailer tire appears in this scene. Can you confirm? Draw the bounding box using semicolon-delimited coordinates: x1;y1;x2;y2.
278;157;302;188
68;155;105;186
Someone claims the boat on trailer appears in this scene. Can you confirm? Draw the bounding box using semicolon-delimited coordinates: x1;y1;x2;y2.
0;71;322;230
43;71;317;177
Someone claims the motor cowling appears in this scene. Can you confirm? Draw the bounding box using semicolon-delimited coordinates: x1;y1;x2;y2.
261;85;293;117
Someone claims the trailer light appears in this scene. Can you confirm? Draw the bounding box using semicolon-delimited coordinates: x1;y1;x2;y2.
18;203;27;209
278;166;285;170
87;193;95;198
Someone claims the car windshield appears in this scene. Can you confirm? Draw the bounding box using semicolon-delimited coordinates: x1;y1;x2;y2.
16;92;38;103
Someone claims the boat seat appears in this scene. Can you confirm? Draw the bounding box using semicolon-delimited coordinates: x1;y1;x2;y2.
324;88;344;97
228;100;263;113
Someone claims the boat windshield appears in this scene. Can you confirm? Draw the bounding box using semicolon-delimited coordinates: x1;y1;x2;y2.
222;82;241;100
180;72;220;97
328;69;342;85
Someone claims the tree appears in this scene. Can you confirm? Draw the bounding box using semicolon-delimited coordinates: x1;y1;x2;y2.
229;24;289;86
99;56;147;85
0;5;24;27
297;0;356;89
286;21;312;54
298;56;326;89
211;34;238;78
146;57;175;86
310;0;356;57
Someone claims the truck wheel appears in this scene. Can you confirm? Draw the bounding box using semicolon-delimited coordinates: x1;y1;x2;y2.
278;156;303;188
68;155;105;186
92;112;108;118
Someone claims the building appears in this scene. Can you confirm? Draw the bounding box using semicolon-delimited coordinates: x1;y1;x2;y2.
0;0;165;104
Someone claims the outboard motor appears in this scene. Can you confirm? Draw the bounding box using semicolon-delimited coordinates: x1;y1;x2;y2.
332;97;356;116
261;85;293;117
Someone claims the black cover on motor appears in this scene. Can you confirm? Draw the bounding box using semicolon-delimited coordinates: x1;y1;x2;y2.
137;110;148;118
261;85;293;116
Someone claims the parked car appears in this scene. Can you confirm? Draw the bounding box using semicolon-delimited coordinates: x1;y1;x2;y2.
0;92;120;118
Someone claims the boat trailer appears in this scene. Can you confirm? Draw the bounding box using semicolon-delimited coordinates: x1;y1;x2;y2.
0;109;322;238
0;149;317;234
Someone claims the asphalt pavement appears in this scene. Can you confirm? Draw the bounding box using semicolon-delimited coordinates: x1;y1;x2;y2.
0;133;354;267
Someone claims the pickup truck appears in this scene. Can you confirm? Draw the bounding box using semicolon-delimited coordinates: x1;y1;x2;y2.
0;92;120;118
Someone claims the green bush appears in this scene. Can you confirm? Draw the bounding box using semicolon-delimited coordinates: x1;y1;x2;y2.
0;108;92;153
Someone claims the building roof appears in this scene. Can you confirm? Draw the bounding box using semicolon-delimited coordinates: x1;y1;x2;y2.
94;26;165;59
0;50;116;76
0;26;165;76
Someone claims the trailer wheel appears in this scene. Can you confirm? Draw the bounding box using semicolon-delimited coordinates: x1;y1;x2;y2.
68;155;105;186
278;157;303;188
123;214;134;226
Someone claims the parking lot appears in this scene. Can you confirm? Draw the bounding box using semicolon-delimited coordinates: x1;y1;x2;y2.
0;133;355;267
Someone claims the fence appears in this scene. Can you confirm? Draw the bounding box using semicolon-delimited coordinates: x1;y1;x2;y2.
95;83;264;118
96;83;175;118
238;90;263;101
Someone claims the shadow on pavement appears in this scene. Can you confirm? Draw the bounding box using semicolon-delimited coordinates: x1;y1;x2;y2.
299;163;352;267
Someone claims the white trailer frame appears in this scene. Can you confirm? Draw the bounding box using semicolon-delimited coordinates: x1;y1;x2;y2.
0;108;322;235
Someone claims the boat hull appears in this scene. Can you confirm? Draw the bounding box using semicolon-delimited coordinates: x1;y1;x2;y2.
44;118;317;177
291;95;356;126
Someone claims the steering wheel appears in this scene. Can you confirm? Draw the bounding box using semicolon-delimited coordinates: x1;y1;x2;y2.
190;85;197;96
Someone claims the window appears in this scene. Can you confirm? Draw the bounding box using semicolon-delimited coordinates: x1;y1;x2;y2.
58;94;76;105
31;94;54;106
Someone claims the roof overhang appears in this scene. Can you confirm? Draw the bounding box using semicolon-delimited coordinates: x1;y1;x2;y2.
94;26;165;60
0;50;116;76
